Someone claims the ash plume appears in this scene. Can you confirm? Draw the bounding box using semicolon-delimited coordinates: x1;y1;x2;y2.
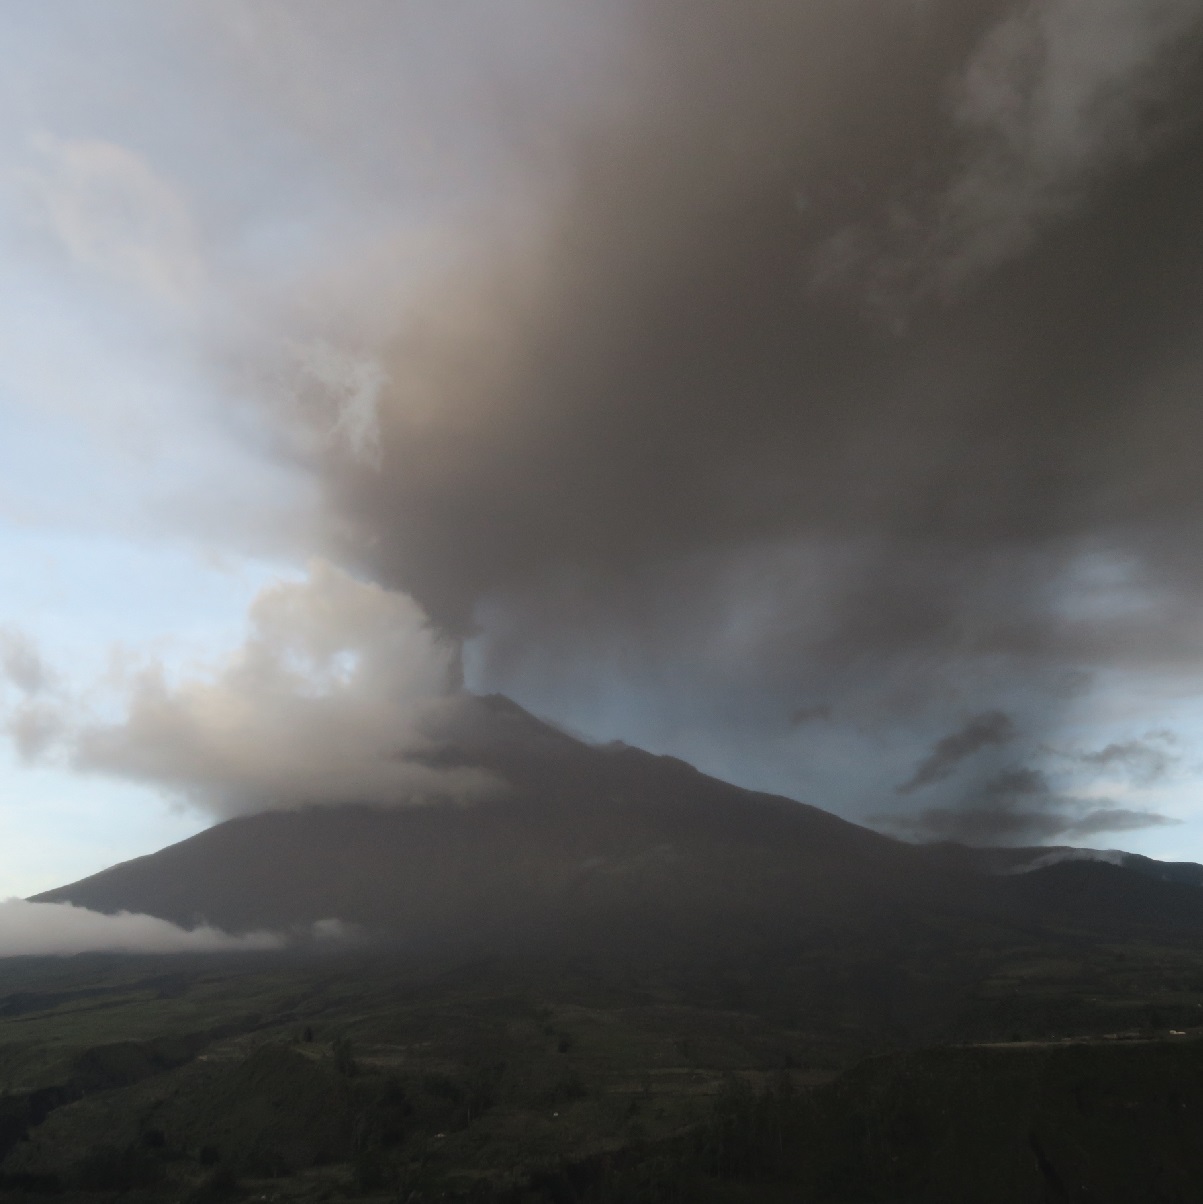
260;0;1203;839
9;1;1187;841
313;0;1203;649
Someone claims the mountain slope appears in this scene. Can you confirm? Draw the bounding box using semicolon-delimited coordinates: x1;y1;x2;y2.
34;695;1203;952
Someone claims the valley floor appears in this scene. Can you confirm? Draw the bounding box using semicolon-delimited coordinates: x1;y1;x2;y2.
2;933;1203;1201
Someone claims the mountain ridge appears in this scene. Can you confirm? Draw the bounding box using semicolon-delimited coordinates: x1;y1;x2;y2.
33;695;1203;953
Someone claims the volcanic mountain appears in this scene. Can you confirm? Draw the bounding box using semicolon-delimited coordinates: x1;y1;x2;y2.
34;695;1203;954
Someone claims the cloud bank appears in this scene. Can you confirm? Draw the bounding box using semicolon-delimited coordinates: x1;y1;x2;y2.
4;562;498;818
0;899;282;957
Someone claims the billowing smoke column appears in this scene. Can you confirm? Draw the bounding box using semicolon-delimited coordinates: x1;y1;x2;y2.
285;0;1203;842
326;0;1201;647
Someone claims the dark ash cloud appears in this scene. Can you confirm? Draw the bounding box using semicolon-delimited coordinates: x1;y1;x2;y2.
229;0;1203;836
897;711;1017;794
880;764;1179;846
316;0;1203;668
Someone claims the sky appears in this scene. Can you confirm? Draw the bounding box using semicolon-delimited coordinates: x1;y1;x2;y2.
4;1;1203;900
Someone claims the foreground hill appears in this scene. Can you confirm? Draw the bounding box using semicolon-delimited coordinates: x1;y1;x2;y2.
34;696;1203;957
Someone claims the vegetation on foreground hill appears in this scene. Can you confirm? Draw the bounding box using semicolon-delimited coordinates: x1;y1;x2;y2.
2;936;1203;1202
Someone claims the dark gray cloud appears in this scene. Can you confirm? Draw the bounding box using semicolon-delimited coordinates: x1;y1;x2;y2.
1064;807;1179;839
1078;735;1178;784
892;801;1177;845
881;764;1177;845
790;705;833;728
897;711;1017;794
251;0;1203;837
319;0;1203;658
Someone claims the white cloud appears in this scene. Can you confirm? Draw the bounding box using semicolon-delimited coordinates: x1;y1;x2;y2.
0;898;282;957
41;560;499;817
17;134;203;305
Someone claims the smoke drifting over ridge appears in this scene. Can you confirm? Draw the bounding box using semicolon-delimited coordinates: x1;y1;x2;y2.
0;564;497;820
259;1;1203;842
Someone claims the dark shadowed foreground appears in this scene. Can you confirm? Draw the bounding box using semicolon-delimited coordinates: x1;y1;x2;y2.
10;697;1203;1200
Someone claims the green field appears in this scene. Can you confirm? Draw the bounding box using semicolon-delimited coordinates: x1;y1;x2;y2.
3;933;1203;1201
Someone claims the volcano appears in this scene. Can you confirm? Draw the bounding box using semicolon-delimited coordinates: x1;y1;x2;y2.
33;696;1203;954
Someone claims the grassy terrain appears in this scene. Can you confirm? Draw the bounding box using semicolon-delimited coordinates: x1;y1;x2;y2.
2;934;1203;1200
